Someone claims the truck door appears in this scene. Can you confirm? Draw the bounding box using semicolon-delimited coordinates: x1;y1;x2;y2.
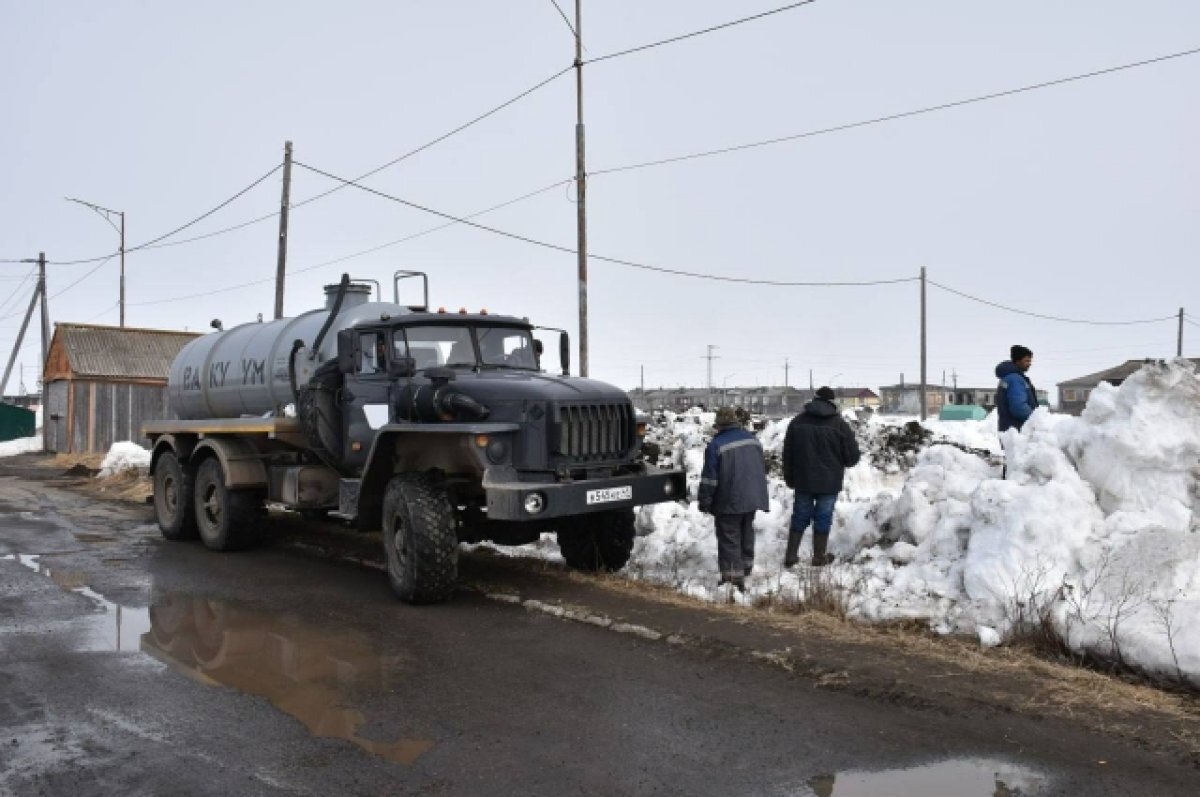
342;329;392;470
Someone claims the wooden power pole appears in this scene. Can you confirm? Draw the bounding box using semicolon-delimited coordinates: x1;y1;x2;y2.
919;266;928;421
274;140;294;319
574;0;589;377
1178;308;1185;357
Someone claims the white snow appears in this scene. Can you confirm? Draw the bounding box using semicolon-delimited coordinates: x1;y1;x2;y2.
0;436;41;457
512;363;1200;684
98;442;151;476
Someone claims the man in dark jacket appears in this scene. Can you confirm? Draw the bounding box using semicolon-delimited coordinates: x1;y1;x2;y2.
996;345;1039;433
782;387;861;567
698;406;770;589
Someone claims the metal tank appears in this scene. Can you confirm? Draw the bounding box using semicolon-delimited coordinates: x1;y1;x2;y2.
169;281;409;420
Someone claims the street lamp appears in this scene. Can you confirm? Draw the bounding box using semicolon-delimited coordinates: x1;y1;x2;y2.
66;197;125;327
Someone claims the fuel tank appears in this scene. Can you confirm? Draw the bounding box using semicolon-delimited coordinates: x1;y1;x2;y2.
169;282;408;419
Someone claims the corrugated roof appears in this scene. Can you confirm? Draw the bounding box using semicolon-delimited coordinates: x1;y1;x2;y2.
1058;358;1200;388
56;323;200;380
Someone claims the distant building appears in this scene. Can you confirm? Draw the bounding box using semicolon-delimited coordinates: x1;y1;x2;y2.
1057;358;1200;416
43;323;200;454
882;382;1048;416
629;386;877;417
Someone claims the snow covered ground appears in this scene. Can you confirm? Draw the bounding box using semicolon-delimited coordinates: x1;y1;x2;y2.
0;436;42;457
531;360;1200;685
98;441;152;476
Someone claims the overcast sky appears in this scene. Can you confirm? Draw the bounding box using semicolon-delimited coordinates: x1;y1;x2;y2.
2;0;1197;399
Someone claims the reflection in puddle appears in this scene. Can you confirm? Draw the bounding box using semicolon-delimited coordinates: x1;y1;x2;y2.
2;553;151;651
805;758;1045;796
142;593;433;765
2;554;433;765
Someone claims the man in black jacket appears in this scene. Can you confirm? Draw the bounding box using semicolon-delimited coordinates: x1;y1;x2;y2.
782;387;861;567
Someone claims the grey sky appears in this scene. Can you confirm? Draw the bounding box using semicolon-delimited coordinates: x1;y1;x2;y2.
2;1;1197;399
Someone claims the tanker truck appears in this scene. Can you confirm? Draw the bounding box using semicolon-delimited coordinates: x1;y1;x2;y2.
142;272;685;604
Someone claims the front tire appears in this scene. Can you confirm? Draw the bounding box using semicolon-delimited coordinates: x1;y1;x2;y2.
193;458;264;551
557;509;636;572
153;451;197;541
382;473;458;604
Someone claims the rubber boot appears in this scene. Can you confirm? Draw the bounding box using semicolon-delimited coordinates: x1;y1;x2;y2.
783;530;804;568
811;534;834;567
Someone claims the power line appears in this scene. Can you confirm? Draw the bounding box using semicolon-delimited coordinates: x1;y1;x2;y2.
0;268;36;317
547;0;577;38
49;255;116;300
129;176;571;307
586;1;816;64
43;165;283;266
929;279;1177;326
591;45;1200;177
1184;315;1200;329
294;160;916;287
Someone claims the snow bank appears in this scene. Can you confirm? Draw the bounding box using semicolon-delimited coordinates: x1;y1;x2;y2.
0;436;41;457
522;364;1200;684
98;441;151;476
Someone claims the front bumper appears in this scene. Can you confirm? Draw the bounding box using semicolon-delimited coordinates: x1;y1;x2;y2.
483;465;686;521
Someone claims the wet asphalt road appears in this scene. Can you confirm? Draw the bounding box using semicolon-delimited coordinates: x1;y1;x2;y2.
1;465;1198;796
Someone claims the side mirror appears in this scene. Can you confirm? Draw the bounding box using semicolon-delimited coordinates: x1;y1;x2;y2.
387;356;416;379
533;339;544;357
559;332;570;376
337;329;356;374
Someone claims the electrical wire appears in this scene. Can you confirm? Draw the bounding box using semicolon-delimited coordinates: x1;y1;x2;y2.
0;284;38;323
129;176;572;307
591;45;1200;176
929;279;1178;326
49;255;116;300
548;0;577;38
45;165;283;266
294;160;917;287
586;1;816;64
0;268;36;317
1184;315;1200;329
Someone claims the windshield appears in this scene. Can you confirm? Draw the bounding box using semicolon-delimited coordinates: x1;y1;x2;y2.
396;325;538;371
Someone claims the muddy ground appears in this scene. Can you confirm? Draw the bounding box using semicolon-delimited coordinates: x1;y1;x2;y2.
1;452;1197;796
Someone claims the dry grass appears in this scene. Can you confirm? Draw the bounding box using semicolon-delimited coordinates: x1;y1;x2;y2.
555;564;1200;734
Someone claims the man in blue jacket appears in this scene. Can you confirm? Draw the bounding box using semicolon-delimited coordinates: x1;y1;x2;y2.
698;407;770;590
996;345;1039;433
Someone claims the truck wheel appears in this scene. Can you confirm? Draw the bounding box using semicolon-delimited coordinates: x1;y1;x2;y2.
153;451;198;541
193;458;263;551
557;509;636;572
382;473;458;604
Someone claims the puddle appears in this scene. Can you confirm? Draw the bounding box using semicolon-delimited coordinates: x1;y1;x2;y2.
1;553;433;764
2;554;151;651
142;592;433;764
803;758;1045;796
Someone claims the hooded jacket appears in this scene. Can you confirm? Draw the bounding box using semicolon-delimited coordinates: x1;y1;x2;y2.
995;360;1039;432
698;427;770;515
782;399;861;495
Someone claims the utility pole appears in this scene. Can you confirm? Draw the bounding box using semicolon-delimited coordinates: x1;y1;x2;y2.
118;211;125;326
1178;308;1184;357
274;140;294;320
65;198;124;326
783;358;790;413
573;0;589;376
38;252;48;370
809;369;813;391
952;369;959;391
919;267;927;421
703;345;720;408
1;275;40;397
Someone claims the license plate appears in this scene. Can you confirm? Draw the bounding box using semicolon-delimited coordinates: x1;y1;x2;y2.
586;486;632;505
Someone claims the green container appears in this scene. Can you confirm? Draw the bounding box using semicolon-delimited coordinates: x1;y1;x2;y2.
0;402;35;442
938;404;988;421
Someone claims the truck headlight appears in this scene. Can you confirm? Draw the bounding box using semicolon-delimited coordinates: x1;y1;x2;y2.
523;492;546;515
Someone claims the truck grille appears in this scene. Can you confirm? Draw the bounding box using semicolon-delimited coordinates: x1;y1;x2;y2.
555;403;634;463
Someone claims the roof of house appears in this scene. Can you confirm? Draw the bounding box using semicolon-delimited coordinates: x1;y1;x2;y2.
1057;358;1200;389
49;323;200;381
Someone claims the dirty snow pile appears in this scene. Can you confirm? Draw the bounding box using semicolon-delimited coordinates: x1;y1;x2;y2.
0;436;41;457
98;441;152;476
628;361;1200;684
